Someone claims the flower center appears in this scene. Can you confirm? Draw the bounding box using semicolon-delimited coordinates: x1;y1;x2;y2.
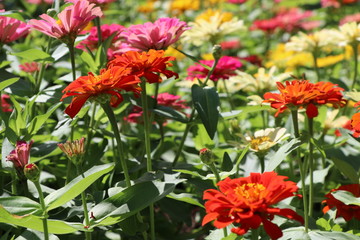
234;183;268;203
250;136;272;151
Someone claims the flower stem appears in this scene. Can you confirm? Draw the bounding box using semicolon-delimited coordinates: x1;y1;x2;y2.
140;79;155;240
101;103;131;187
76;166;92;240
291;110;309;232
312;50;320;83
34;180;49;240
94;17;103;47
68;43;77;81
351;43;359;89
221;79;235;110
35;37;52;94
308;117;314;217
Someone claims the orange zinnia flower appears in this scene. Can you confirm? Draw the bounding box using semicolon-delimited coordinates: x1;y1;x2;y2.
202;172;304;240
263;79;346;118
108;49;178;84
322;184;360;221
61;66;141;118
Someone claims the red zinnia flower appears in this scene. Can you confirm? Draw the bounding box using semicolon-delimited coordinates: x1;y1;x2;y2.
1;94;12;112
61;66;141;118
263;79;346;118
202;172;304;240
108;50;178;84
323;184;360;221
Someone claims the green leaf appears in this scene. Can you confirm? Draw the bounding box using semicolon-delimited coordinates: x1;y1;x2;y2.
173;48;211;70
281;227;310;240
309;230;360;240
331;157;359;184
221;152;233;171
152;105;188;123
331;190;360;206
0;77;19;91
0;196;41;216
80;50;97;73
316;218;331;231
45;163;114;211
192;85;219;139
167;193;204;208
265;138;302;172
27;102;62;136
90;180;180;227
0;207;82;234
12;49;55;63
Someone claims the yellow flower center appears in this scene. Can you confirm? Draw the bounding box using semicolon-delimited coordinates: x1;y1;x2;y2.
56;19;63;27
250;136;272;151
234;183;268;203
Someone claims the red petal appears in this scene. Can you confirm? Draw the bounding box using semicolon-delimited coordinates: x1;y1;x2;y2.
262;218;283;240
64;95;89;118
306;103;318;118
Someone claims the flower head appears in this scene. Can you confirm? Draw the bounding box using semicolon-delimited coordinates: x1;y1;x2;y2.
187;56;242;82
1;94;12;112
58;137;86;165
323;184;360;221
119;18;189;53
321;0;358;8
340;13;360;25
29;0;102;45
337;21;360;47
351;103;360;136
26;0;53;4
24;163;40;182
246;128;290;152
19;62;40;73
77;24;124;59
6;140;34;178
202;172;304;240
0;10;30;44
61;66;141;118
109;50;178;84
263;79;346;118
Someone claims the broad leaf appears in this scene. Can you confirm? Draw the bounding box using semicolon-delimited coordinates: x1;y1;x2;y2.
0;77;19;91
45;163;114;211
192;85;219;139
331;157;359;184
152;105;188;123
309;230;360;240
27;102;62;136
332;190;360;206
167;193;204;208
0;196;41;216
12;49;54;63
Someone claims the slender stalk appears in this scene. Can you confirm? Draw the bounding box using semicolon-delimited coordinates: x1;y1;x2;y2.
308;117;314;217
68;43;77;81
258;154;265;173
221;79;235;110
101;103;131;187
291;110;309;232
34;181;49;240
35;37;53;93
312;50;320;83
11;172;17;195
235;145;250;177
251;227;259;240
76;166;92;240
94;17;103;47
140;79;155;240
351;43;359;89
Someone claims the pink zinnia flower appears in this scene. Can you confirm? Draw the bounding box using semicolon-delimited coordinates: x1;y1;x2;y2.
27;0;53;4
187;56;242;82
125;93;189;124
67;0;115;6
19;62;40;73
275;8;320;33
118;18;189;53
251;19;281;34
220;40;241;50
340;13;360;25
6;140;34;178
77;24;124;59
29;0;102;45
1;94;12;112
321;0;358;8
0;10;30;44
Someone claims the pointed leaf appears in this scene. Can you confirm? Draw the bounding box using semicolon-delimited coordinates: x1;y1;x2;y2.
27;102;62;136
331;190;360;206
331;157;359;184
221;152;233;171
309;230;360;240
167;193;204;208
0;196;41;216
45;163;114;211
0;77;19;91
152;105;188;123
12;49;54;63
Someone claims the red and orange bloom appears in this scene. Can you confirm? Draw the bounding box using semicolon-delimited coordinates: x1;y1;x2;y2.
202;172;304;240
351;112;360;137
263;79;346;118
322;184;360;221
109;50;178;84
61;66;141;118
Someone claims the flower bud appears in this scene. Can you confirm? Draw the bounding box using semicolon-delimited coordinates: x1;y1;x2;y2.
46;8;57;17
58;137;85;165
212;45;222;61
199;148;214;165
24;163;40;182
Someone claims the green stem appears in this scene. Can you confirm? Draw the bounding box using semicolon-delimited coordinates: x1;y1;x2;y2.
65;159;72;185
251;227;259;240
68;43;77;81
34;181;49;240
140;79;155;240
234;145;250;177
308;117;314;217
35;37;52;94
291;110;309;232
351;43;359;89
11;172;17;195
76;166;91;240
221;79;235;110
258;154;265;173
101;103;131;187
94;17;103;47
312;50;320;83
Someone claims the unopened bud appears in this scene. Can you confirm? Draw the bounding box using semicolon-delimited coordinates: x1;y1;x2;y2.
46;8;57;17
58;137;85;165
24;163;40;182
199;148;214;165
212;45;222;61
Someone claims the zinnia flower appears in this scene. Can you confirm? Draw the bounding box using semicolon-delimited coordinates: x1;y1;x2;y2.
321;0;358;8
108;49;178;84
1;94;12;112
350;101;360;136
337;21;360;47
26;0;53;4
202;172;304;240
0;10;30;45
6;140;34;178
61;66;141;118
187;56;242;82
29;0;102;45
340;13;360;25
263;79;346;118
77;24;124;59
19;62;40;73
323;184;360;221
119;18;189;53
245;128;290;152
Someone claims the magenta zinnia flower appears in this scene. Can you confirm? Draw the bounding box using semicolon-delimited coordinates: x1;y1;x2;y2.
6;140;34;178
29;0;102;45
77;24;125;59
19;62;40;73
0;10;30;45
118;18;189;53
27;0;53;4
187;56;242;82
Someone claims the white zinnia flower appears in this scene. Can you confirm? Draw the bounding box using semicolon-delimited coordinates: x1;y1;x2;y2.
337;21;360;46
181;12;245;46
245;128;290;152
